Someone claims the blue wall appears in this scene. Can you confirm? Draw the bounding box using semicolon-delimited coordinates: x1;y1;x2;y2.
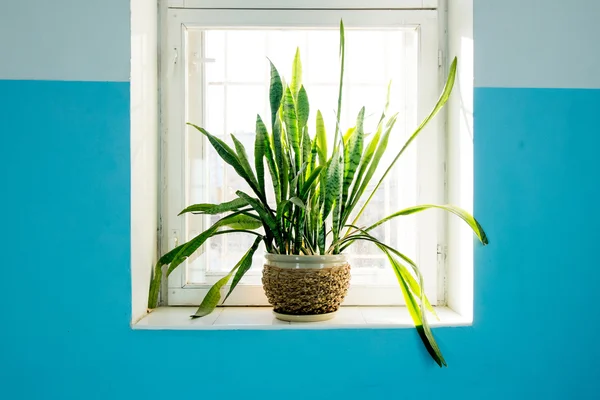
1;2;599;399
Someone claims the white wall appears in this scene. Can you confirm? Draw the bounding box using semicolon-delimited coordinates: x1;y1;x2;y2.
0;0;129;81
131;0;158;322
474;0;600;89
446;0;474;319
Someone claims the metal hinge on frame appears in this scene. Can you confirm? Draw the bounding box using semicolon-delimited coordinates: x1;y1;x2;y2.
438;49;444;67
436;244;447;262
436;243;448;305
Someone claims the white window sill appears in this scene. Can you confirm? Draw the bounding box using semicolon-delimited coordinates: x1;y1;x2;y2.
132;306;471;330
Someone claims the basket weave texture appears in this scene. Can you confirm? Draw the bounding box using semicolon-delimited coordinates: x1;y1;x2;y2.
262;263;351;315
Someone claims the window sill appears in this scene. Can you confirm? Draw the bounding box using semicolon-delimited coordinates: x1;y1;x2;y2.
132;306;470;330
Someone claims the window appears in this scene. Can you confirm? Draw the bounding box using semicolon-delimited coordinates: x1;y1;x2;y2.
161;5;445;307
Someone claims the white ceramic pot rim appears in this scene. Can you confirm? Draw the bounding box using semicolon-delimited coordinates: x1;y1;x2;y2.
264;253;348;269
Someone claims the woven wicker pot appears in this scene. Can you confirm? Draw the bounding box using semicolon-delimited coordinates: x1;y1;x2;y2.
262;254;351;322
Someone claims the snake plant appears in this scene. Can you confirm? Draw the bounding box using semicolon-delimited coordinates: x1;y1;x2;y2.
148;21;488;367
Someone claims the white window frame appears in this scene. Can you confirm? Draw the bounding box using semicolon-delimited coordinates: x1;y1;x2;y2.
160;3;446;307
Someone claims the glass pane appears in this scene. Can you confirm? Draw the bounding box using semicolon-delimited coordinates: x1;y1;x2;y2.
226;31;267;82
205;31;225;82
345;31;387;84
185;27;419;285
205;85;224;137
225;85;266;133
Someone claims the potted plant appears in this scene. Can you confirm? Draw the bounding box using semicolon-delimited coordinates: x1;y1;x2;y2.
148;21;488;367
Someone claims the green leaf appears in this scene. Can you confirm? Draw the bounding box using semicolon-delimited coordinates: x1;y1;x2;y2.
268;60;283;130
190;236;264;319
178;198;248;216
390;254;446;367
222;214;263;230
399;263;438;319
366;204;488;245
301;127;311;178
315;110;328;166
254;116;267;196
342;107;365;207
279;120;290;203
190;274;232;318
258;115;281;203
322;149;343;220
290;48;302;99
188;123;263;201
290;162;308;190
343;127;355;145
346;113;384;211
289;196;306;210
296;85;310;129
300;165;324;200
351;57;458;227
347;113;397;221
148;262;163;309
231;134;259;190
358;237;446;367
223;236;263;302
167;211;251;276
188;123;239;167
147;242;186;309
318;218;326;255
337;231;437;318
308;133;318;174
272;117;287;201
283;86;300;170
148;241;188;309
236;190;286;252
333;19;345;147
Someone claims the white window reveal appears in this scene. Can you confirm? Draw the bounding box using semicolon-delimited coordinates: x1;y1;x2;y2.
162;6;445;307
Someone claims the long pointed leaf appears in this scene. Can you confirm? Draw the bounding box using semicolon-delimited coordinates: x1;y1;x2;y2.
268;60;283;129
283;86;300;171
336;226;447;367
290;48;302;99
301;127;311;178
333;19;345;146
168;211;252;275
188;123;263;201
224;236;263;302
379;246;446;366
297;85;310;129
147;242;186;308
221;214;263;230
315;110;328;165
190;237;263;319
300;165;324;200
254;115;267;195
342;107;365;207
258;116;281;203
346;113;397;225
322;149;343;220
346;112;385;213
190;275;232;318
366;204;488;245
236;190;286;252
231;134;259;190
351;58;458;227
289;196;306;210
178;198;248;216
337;231;437;318
308;134;318;175
279;118;290;203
